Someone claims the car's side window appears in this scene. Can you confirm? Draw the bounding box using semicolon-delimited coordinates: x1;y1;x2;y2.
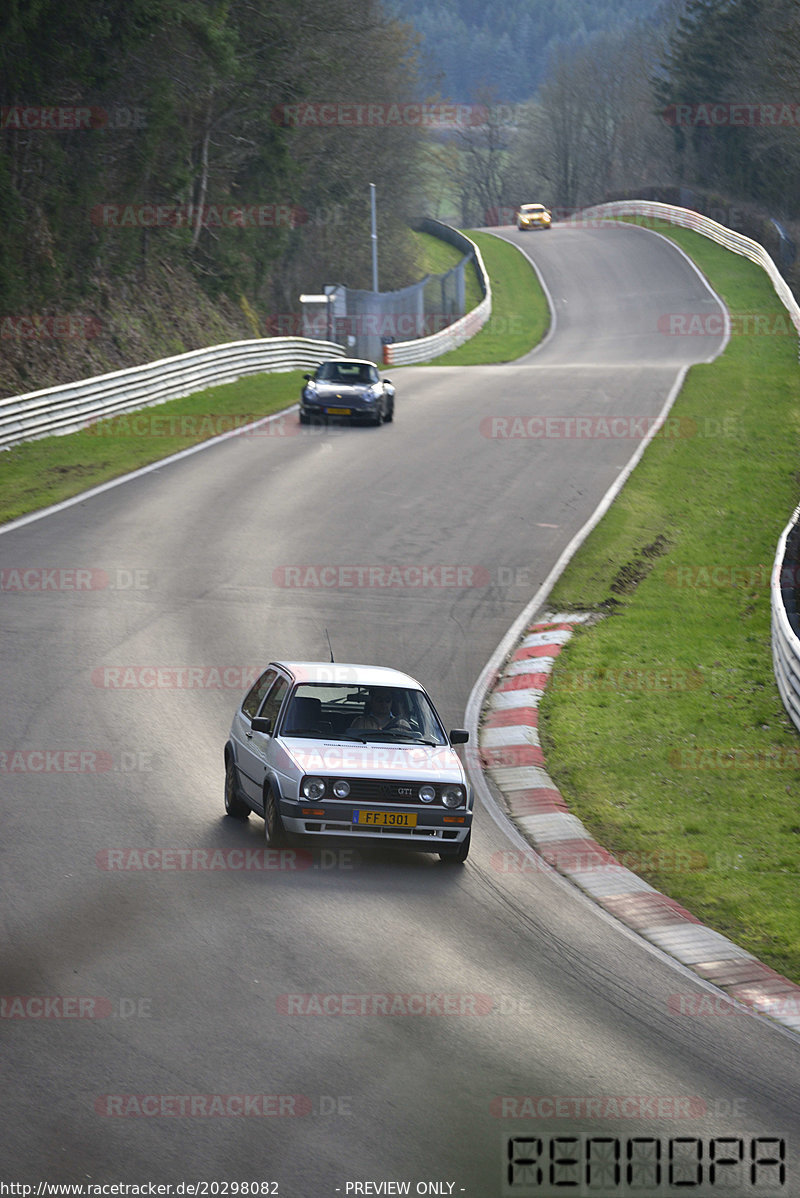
258;676;290;731
242;669;276;720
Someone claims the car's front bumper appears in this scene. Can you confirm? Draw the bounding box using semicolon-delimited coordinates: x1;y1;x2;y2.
301;402;377;420
279;796;472;850
300;388;381;420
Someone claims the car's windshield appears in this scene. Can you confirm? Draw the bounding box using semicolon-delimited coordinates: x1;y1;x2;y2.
316;361;378;384
280;683;448;744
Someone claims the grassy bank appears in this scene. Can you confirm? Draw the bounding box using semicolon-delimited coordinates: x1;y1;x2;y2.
412;229;484;312
1;228;548;526
0;371;305;525
541;221;800;981
429;231;549;364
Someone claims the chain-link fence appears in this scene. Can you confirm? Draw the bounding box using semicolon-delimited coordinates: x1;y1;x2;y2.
301;219;473;362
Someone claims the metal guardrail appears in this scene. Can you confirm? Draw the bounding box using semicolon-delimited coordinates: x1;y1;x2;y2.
576;200;800;334
383;222;492;365
1;220;493;445
772;508;800;730
577;199;800;735
0;337;345;449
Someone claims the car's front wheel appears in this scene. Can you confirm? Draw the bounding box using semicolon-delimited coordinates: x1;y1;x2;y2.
264;786;288;845
224;756;249;819
439;831;470;863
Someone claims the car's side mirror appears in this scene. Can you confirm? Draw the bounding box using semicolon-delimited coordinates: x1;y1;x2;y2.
383;378;392;386
449;729;469;745
251;716;272;734
303;373;312;381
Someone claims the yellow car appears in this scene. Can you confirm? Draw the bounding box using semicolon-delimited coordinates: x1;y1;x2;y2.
516;203;552;231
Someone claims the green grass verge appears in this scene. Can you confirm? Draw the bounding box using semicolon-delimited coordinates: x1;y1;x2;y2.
411;229;484;312
0;371;307;525
1;228;549;525
540;220;800;981
428;231;549;364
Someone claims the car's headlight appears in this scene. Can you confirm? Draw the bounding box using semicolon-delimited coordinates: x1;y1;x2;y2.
302;776;326;800
441;785;465;808
418;784;436;803
332;779;350;798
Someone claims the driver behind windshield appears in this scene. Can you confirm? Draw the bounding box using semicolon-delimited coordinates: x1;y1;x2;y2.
348;687;410;732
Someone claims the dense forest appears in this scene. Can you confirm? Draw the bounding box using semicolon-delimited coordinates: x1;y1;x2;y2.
657;0;800;218
454;0;800;267
387;0;665;101
1;0;799;396
0;0;426;391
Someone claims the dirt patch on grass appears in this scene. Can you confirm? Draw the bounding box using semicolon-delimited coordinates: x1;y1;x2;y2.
609;534;671;597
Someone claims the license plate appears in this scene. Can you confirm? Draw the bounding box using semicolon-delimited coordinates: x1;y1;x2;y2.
352;810;417;827
326;407;351;415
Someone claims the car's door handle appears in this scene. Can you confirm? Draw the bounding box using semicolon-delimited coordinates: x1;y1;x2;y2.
245;732;253;739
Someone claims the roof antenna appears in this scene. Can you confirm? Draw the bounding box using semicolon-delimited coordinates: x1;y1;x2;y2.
325;628;335;663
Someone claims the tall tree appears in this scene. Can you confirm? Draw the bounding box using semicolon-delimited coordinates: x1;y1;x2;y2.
656;0;773;200
0;0;425;317
520;28;670;210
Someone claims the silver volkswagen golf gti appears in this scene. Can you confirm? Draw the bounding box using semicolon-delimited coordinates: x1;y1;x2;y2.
224;661;472;862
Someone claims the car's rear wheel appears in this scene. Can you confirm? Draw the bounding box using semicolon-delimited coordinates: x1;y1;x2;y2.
439;831;470;863
224;756;249;819
264;786;288;845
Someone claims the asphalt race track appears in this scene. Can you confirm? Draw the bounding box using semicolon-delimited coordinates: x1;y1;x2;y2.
1;221;797;1195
